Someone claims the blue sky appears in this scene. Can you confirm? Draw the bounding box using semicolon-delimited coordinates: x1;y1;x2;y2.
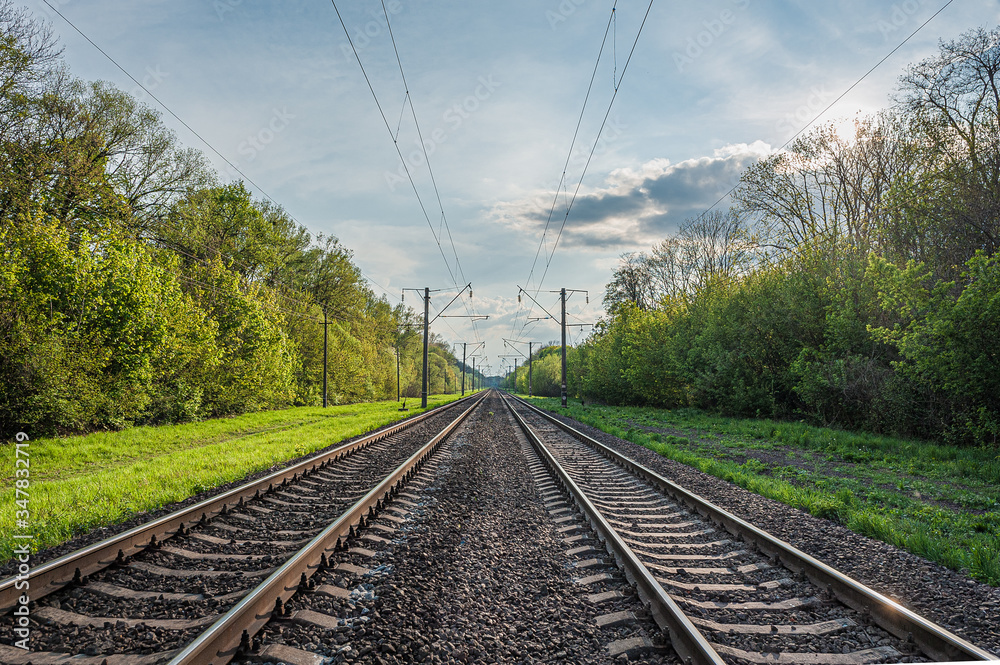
32;0;1000;376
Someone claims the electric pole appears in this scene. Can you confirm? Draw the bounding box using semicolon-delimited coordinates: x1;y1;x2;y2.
422;287;430;408
561;288;567;407
460;342;485;396
323;307;329;408
403;283;485;409
528;342;534;397
503;338;535;397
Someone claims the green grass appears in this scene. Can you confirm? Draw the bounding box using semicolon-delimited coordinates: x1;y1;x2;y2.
525;396;1000;586
0;393;470;566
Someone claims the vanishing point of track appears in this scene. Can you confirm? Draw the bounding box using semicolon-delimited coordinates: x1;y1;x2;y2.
2;390;998;665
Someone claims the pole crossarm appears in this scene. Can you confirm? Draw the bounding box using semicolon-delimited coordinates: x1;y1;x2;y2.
428;282;473;325
459;341;485;397
401;283;483;408
516;285;558;321
502;339;529;358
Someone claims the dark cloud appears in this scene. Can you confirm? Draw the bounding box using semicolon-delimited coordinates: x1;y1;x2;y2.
561;220;638;248
560;191;647;225
641;152;758;209
542;144;768;249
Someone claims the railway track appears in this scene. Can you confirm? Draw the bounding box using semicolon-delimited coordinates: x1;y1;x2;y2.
501;393;999;665
0;392;484;665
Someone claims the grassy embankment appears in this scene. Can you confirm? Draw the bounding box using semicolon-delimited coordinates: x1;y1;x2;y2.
526;396;1000;586
0;394;471;565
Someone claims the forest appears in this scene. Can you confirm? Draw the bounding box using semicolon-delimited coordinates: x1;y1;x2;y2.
574;26;1000;446
0;3;476;437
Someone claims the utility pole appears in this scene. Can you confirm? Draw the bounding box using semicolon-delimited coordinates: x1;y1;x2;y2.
395;344;400;402
504;339;537;398
500;355;522;393
403;283;485;410
323;308;329;408
561;287;567;407
422;287;430;408
528;342;534;397
460;342;485;396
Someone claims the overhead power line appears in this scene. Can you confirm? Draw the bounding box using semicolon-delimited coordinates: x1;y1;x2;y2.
328;2;457;285
508;1;621;346
696;0;955;219
511;0;653;344
329;0;484;346
539;0;654;289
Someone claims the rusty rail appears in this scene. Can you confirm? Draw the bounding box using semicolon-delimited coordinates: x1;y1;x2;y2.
0;394;478;614
168;391;485;665
506;394;997;664
501;393;725;665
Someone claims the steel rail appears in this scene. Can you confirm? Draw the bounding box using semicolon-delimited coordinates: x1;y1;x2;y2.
0;394;477;614
508;394;998;663
500;393;725;665
168;390;485;665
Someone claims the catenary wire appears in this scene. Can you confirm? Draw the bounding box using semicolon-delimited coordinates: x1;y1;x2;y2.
329;0;461;290
693;0;955;221
379;0;485;346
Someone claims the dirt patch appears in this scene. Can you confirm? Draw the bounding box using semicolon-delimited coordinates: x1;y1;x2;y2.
625;418;987;515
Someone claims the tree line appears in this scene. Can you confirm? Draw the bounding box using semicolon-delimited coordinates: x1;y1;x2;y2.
574;26;1000;446
0;3;476;436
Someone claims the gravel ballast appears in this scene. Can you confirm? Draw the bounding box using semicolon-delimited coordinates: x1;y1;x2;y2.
537;405;1000;657
246;394;677;664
